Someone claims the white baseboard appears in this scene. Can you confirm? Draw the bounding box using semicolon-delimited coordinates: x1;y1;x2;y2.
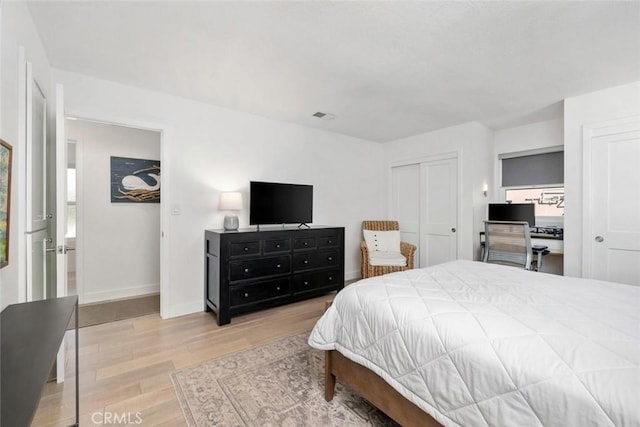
82;283;160;304
345;270;361;281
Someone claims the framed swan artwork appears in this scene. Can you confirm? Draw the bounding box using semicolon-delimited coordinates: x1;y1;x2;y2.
110;156;160;203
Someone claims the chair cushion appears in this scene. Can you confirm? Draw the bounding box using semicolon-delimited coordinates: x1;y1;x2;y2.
368;251;407;267
363;230;401;253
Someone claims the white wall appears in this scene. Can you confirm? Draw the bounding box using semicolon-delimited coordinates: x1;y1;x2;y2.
53;69;385;317
67;119;161;303
384;122;494;261
564;81;640;278
0;1;51;308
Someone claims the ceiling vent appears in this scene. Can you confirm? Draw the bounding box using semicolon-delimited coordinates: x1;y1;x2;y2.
312;111;336;120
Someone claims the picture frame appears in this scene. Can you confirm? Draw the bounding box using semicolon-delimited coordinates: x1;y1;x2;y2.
0;139;13;268
110;156;161;203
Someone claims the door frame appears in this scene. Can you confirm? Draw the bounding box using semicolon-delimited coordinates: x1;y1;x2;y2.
581;115;640;279
17;47;28;302
61;109;169;318
388;150;463;262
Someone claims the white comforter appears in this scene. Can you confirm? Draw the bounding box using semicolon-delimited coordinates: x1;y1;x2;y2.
309;260;640;427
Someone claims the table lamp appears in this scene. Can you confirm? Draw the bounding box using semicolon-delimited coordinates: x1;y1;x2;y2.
219;192;243;231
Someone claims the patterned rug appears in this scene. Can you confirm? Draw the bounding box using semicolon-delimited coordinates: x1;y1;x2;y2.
171;331;397;426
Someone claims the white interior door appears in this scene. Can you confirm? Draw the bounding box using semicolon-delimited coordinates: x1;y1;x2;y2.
420;157;458;267
25;61;51;302
391;164;420;266
55;84;69;301
55;84;69;383
585;120;640;286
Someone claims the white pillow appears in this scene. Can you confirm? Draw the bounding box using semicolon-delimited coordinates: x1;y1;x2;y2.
368;251;407;266
363;230;401;253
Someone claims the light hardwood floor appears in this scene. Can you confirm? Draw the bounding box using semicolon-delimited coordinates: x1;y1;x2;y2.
33;294;334;426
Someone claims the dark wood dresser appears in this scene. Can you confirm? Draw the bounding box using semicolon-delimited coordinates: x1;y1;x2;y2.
205;226;345;325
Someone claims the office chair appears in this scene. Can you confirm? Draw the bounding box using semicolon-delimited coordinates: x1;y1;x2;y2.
483;221;533;270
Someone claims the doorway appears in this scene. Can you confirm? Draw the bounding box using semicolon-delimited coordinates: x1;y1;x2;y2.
65;118;162;323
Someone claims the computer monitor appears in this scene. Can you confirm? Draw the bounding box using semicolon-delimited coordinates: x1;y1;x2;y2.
488;203;535;227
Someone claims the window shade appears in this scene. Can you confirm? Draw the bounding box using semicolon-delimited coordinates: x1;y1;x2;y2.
501;151;564;187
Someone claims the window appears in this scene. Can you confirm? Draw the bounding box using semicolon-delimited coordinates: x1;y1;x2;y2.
500;148;564;226
505;187;564;218
501;150;563;187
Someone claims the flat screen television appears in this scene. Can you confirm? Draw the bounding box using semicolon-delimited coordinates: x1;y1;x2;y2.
250;181;313;226
488;203;536;227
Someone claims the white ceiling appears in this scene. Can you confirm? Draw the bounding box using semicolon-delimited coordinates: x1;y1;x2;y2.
27;1;640;142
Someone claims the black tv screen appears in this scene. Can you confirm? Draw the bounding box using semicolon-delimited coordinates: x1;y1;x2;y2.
488;203;536;227
250;181;313;225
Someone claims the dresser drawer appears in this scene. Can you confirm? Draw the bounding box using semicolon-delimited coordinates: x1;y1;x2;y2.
229;241;260;257
317;232;340;248
230;278;290;306
263;238;290;254
294;236;317;251
229;256;291;281
206;227;344;326
293;269;340;293
294;249;339;271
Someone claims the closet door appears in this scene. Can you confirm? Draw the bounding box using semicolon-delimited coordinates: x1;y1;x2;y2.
390;156;458;269
391;164;420;266
420;157;457;267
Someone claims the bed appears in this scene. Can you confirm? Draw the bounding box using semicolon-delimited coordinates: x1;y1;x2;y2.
309;260;640;427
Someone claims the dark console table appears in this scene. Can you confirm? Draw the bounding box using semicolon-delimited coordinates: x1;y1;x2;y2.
1;296;79;426
205;226;345;325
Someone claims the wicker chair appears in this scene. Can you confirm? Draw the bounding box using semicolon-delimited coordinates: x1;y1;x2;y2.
361;220;416;279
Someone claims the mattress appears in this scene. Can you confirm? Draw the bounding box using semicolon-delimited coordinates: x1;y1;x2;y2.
309;260;640;427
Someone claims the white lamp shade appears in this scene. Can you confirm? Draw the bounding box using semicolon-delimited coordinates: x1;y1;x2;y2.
219;192;243;211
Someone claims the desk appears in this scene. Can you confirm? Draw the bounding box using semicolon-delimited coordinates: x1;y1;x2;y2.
479;231;563;273
1;296;79;426
530;233;564;254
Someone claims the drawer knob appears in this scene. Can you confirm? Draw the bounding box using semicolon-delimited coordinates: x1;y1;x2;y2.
276;244;281;248
304;242;308;246
276;264;281;268
244;247;249;251
244;268;249;273
244;292;249;297
328;257;333;261
276;286;281;291
328;240;333;244
303;260;309;264
328;277;333;281
304;281;309;285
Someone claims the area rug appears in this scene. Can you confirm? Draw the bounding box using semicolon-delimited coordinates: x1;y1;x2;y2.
171;331;397;426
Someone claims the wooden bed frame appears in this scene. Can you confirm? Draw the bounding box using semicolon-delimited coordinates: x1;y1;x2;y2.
324;349;442;427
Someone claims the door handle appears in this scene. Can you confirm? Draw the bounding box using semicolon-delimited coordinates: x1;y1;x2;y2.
451;228;456;233
595;236;604;243
46;245;75;254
